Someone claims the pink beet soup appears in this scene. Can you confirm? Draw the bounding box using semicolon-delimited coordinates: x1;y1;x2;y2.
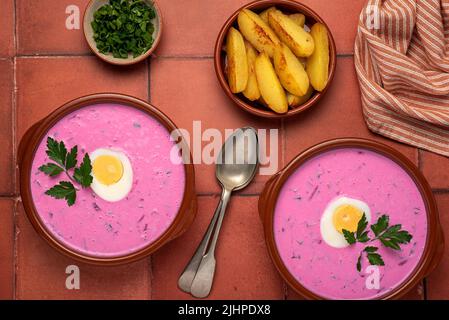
30;103;185;258
274;147;427;299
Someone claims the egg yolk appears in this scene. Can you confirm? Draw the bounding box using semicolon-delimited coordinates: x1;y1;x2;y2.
332;205;363;233
92;155;124;186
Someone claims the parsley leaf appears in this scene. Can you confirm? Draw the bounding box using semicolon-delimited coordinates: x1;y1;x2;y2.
357;247;381;271
46;137;67;166
38;163;64;177
342;213;412;272
357;254;362;272
65;146;78;170
366;252;385;266
357;231;370;243
45;181;76;206
364;246;378;253
378;224;413;250
74;153;93;188
371;214;389;237
40;137;93;207
343;213;370;244
356;213;368;239
342;229;356;245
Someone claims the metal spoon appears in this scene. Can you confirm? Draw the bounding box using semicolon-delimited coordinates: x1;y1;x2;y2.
178;127;259;298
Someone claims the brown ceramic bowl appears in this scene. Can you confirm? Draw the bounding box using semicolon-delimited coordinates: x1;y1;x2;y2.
259;138;444;299
18;93;197;265
83;0;162;65
214;0;337;118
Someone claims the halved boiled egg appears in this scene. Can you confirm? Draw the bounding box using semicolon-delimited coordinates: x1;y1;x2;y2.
90;148;133;202
320;196;371;248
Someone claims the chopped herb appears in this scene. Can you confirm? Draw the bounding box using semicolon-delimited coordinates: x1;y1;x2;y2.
39;137;93;206
342;214;412;272
91;0;156;59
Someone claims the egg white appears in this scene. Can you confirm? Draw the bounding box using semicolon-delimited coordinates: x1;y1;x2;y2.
320;196;371;248
90;148;133;202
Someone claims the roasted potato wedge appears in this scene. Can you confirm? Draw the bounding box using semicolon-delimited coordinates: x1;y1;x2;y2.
268;9;314;57
306;23;330;91
254;52;288;114
287;85;314;107
238;9;280;57
289;13;306;27
259;7;276;24
273;43;309;96
226;27;248;93
243;41;260;101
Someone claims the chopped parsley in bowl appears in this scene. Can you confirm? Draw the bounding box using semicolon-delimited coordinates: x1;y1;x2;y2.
83;0;161;65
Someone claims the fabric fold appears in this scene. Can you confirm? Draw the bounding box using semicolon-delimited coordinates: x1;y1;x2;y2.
355;0;449;156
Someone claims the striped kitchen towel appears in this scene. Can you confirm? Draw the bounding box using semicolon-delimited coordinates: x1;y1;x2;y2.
355;0;449;156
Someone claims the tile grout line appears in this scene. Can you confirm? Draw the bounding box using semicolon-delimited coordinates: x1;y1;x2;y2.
14;53;355;60
16;53;94;58
12;0;18;301
147;58;151;103
430;188;449;194
12;199;19;300
152;54;214;60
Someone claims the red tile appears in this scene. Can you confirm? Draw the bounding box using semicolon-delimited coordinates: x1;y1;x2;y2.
150;58;282;195
0;0;15;57
152;195;284;299
15;201;150;299
421;151;449;190
17;0;91;55
299;0;366;55
286;287;304;300
155;0;362;56
155;0;246;57
426;193;449;300
284;57;418;165
400;283;424;300
16;56;148;140
0;199;14;300
0;59;14;195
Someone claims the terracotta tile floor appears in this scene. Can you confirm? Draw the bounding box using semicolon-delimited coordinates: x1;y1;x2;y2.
0;0;447;300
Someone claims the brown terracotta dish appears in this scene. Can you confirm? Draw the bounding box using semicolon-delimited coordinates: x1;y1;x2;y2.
83;0;162;65
18;93;196;265
259;138;444;299
214;0;337;118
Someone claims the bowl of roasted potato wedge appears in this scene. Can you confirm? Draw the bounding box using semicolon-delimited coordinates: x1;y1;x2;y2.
214;0;337;118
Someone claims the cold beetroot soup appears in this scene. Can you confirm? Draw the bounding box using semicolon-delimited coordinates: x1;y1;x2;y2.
273;147;428;299
29;103;185;258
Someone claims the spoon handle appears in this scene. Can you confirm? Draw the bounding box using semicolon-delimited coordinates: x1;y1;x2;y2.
190;188;232;298
177;190;225;293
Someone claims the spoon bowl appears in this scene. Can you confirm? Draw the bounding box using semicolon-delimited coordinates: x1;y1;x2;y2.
216;127;259;191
